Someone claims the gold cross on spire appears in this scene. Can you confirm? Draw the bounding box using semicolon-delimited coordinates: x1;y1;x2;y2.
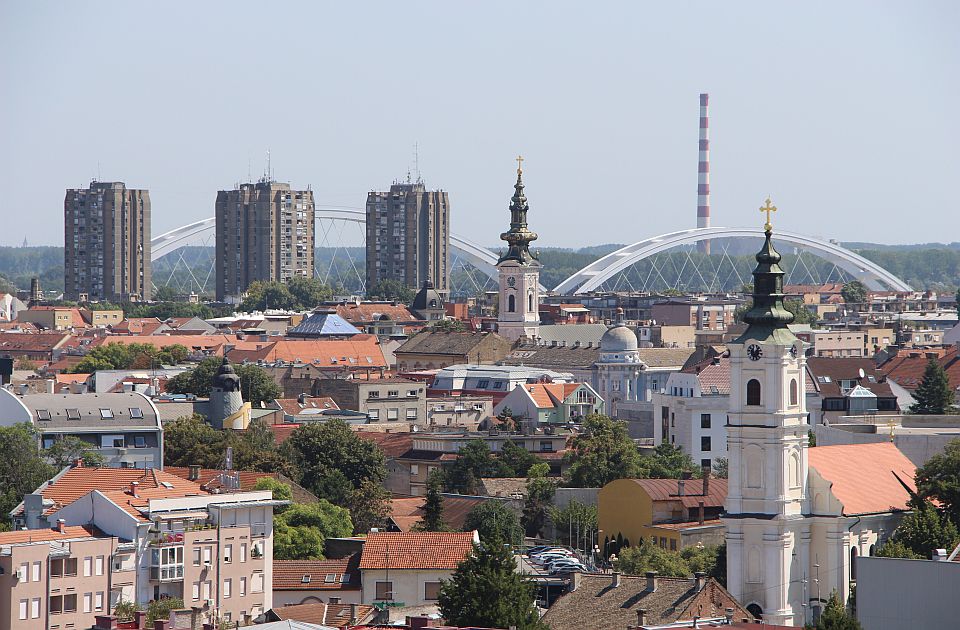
516;154;524;175
759;197;777;231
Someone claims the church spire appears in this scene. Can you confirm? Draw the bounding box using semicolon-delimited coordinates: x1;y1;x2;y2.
735;198;795;344
498;156;539;264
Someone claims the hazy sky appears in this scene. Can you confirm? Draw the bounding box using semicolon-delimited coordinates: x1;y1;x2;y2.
2;1;957;249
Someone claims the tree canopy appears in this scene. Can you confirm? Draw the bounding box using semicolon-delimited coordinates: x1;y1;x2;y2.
163;416;292;475
815;590;863;630
438;542;547;630
885;497;959;559
616;539;724;583
463;500;523;547
548;500;597;549
165;357;281;404
563;414;643;487
70;342;188;373
841;281;868;306
910;357;956;415
44;436;105;469
916;438;960;525
0;424;55;524
366;279;416;303
442;439;514;495
273;500;353;560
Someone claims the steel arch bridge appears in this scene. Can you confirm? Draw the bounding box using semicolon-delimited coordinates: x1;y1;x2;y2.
150;207;503;293
552;227;912;294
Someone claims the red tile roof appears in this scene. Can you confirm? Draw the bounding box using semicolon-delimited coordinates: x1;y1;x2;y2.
332;302;420;323
273;555;361;590
13;466;206;517
808;442;916;516
806;357;895;398
358;531;476;570
0;525;102;545
880;346;960;391
355;431;414;458
225;336;387;367
523;383;579;409
629;478;728;509
89;334;234;354
269;602;375;627
0;332;72;354
387;495;488;532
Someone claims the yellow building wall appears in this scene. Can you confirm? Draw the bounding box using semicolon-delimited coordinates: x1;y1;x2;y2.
598;479;654;549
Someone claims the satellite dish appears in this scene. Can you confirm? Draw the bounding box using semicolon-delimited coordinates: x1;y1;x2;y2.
858;368;866;379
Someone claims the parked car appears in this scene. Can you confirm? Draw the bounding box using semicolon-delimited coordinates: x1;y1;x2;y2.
531;552;572;565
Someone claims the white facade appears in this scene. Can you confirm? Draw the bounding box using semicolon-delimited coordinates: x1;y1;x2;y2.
652;373;728;469
360;568;451;608
497;260;540;343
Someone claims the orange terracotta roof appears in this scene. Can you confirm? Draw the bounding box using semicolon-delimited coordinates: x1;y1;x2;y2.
0;332;72;353
808;442;916;516
358;531;476;570
881;346;960;391
269;602;375;627
164;467;279;492
355;431;414;458
56;373;90;384
333;302;420;323
522;383;570;409
90;334;233;353
650;519;723;531
388;496;488;532
0;525;102;545
273;555;361;590
226;336;387;367
14;466;207;517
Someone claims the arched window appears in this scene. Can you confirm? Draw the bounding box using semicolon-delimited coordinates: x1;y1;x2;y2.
790;378;799;406
507;294;515;313
528;292;534;311
747;379;761;406
789;451;801;488
747;604;764;620
868;544;876;557
851;547;859;580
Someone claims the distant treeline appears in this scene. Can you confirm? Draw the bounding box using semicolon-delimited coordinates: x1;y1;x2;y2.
2;243;959;297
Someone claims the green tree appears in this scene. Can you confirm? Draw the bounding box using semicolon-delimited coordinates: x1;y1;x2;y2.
438;542;547;630
500;440;540;477
431;318;466;332
286;277;333;310
152;285;178;302
348;478;391;535
162;414;230;468
548;500;597;549
367;279;416;303
463;500;523;546
233;363;282;405
909;357;956;415
916;438;960;525
0;424;55;523
617;539;691;577
419;472;447;532
643;442;700;479
252;477;293;504
564;414;643;487
239;280;299;312
874;540;921;559
165;357;281;404
282;420;387;501
888;497;959;558
146;597;184;625
712;457;729;479
273;500;354;560
815;590;862;630
443;439;513;495
522;473;557;538
841;281;868;307
44;436;106;469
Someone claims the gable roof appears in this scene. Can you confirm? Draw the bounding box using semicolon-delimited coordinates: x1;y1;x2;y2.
806;357;895;398
387;495;489;532
500;344;601;369
358;531;476;570
331;302;421;324
541;574;751;630
273;554;361;590
519;382;583;409
354;431;414;458
880;346;960;391
637;347;699;368
807;442;916;515
395;330;503;356
628;478;728;509
0;332;72;354
268;602;375;627
225;336;386;368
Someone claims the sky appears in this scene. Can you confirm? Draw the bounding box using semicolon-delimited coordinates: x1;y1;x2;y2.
1;1;957;249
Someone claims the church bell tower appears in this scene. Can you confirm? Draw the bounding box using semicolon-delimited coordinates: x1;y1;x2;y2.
723;199;811;626
496;156;541;343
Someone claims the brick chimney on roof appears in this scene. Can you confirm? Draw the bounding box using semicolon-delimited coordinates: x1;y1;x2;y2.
129;481;139;497
57;518;66;533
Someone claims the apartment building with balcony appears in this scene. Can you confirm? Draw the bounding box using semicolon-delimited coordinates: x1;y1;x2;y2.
0;525;120;630
0;389;163;469
312;377;427;425
9;466;286;626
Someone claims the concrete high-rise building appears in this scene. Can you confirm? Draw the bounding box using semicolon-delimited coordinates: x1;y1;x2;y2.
365;181;450;296
64;181;151;302
215;179;315;302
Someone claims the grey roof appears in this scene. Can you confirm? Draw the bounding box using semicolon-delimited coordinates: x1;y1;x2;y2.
601;324;639;352
20;392;161;432
536;324;609;346
154;400;210;424
636;347;698;368
500;344;601;369
243;621;333;630
396;330;501;356
287;311;362;337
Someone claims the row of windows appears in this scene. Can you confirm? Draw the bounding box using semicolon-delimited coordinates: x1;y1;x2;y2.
375;580;441;601
37;407;144;420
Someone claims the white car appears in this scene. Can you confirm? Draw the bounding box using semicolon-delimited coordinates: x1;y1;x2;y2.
532;553;571;565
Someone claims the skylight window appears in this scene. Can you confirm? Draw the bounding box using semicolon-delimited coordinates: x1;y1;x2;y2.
301;575;311;584
324;573;336;583
37;409;51;420
129;407;143;418
160;481;174;489
66;408;81;420
100;408;114;419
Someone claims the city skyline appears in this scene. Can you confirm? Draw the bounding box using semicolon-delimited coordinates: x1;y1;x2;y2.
2;2;958;249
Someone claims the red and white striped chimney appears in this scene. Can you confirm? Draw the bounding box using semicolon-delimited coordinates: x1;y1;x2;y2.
697;93;711;254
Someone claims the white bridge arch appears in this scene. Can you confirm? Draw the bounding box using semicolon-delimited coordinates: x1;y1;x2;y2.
151;208;502;282
552;227;912;294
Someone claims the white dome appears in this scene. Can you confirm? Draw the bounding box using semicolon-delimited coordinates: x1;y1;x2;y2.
600;324;638;352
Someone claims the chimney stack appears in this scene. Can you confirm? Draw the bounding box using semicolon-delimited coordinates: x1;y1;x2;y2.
57;518;66;533
645;571;658;592
702;466;711;496
696;93;711;254
350;603;359;624
678;479;686;496
637;609;647;627
611;571;622;588
129;481;139;497
698;500;705;525
188;465;200;481
724;608;734;623
694;571;706;592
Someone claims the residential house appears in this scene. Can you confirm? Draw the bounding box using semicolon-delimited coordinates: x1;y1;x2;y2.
324;300;425;338
78;309;124;328
10;465;285;625
0;332;72;363
0;525;119;630
805;357;899;423
394;330;512;372
880;346;960;394
425;395;492;430
357;532;477;608
353;432;415;496
541;572;751;630
164;466;320;505
225;337;388;377
386;495;490;533
17;306;88;331
428;364;576;403
0;389;163;469
650;298;741;331
269;396;370;425
272;555;362;606
313;378;426;425
598;476;728;552
492;382;603;425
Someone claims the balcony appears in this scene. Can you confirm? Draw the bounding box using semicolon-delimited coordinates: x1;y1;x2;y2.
149;562;184;582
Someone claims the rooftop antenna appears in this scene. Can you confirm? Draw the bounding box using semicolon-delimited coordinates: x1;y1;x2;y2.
414;142;421;184
247;158;252;183
267;149;272;182
96;161;101;183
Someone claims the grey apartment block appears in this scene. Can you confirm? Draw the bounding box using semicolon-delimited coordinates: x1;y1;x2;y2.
313;378;427;425
64;181;151;302
215;180;315;301
365;182;450;295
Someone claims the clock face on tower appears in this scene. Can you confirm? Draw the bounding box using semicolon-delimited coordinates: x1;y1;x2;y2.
747;344;763;361
507;276;516;287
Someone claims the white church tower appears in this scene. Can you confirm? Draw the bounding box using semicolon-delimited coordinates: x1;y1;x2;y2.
724;199;811;626
496;156;541;343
